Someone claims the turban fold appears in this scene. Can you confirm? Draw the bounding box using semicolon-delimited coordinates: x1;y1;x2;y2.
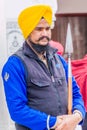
18;4;52;39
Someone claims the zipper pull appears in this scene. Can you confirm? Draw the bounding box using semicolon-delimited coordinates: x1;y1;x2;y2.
51;75;55;82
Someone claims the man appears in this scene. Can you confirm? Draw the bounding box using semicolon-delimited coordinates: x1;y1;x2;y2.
2;4;85;130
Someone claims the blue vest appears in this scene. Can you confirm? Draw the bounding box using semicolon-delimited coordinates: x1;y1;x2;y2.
14;42;68;129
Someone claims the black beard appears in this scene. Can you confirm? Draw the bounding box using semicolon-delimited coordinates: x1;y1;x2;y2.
29;40;49;54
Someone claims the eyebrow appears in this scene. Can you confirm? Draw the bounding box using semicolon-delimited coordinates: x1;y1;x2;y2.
35;26;50;29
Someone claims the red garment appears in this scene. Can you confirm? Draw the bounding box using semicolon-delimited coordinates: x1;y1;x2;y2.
72;55;87;111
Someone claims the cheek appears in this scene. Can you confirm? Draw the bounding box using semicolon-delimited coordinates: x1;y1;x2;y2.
49;31;51;38
30;32;40;42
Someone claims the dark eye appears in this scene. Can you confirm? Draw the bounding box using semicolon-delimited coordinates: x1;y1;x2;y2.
38;28;43;31
35;27;42;31
46;27;50;31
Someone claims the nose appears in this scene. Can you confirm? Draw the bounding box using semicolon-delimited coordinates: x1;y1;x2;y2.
41;29;47;36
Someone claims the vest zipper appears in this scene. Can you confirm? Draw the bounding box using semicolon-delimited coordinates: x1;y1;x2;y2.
38;57;55;83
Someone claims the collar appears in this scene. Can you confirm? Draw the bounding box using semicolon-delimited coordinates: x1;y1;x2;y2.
23;41;58;60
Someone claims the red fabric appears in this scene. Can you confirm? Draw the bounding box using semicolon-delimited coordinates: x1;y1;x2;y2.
49;40;64;55
72;55;87;111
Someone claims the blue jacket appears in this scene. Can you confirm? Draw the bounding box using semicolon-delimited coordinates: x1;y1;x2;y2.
2;44;85;130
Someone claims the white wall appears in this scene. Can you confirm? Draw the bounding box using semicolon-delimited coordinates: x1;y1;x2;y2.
58;0;87;13
5;0;57;20
0;0;10;130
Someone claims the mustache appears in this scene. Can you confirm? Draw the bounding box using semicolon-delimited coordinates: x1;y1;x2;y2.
37;36;50;42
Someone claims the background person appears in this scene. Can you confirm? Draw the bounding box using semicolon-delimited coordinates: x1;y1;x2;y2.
72;55;87;130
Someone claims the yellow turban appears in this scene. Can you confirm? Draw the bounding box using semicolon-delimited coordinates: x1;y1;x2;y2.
18;4;52;39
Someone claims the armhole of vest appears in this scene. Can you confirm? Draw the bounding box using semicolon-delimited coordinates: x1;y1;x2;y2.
13;54;28;86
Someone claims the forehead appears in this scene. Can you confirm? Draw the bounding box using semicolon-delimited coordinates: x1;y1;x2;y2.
36;18;50;27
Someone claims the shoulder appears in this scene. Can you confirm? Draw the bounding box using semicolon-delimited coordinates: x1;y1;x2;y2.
2;55;25;75
56;54;68;68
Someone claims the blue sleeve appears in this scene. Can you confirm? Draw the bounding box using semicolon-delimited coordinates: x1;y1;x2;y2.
58;55;86;122
1;56;56;130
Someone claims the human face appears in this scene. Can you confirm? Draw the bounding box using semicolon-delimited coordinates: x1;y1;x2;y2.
29;18;51;46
